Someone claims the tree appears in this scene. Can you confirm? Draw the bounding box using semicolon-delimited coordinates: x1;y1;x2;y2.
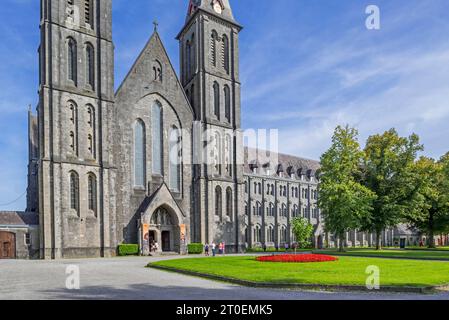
291;217;314;249
318;126;376;252
361;129;423;250
405;156;449;248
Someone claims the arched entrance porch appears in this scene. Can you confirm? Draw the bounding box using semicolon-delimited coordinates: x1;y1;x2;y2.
142;206;181;254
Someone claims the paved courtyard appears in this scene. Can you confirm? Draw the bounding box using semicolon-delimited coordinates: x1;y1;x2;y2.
1;256;449;300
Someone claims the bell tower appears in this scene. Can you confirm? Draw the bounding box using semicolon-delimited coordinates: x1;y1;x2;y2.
177;0;245;251
38;0;115;259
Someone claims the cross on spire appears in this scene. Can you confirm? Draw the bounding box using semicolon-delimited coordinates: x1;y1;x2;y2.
153;20;159;32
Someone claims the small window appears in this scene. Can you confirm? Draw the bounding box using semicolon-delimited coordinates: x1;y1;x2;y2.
213;82;220;119
67;38;77;85
88;173;97;215
25;233;31;246
70;171;80;215
86;43;95;88
153;60;163;82
224;85;231;122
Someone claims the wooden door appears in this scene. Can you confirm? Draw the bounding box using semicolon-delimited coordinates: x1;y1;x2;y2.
0;232;16;259
162;231;170;252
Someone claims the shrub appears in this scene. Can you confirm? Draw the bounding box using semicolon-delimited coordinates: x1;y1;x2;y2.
188;243;204;254
118;244;139;256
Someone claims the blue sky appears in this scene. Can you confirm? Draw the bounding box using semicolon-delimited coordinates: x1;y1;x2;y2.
1;0;449;211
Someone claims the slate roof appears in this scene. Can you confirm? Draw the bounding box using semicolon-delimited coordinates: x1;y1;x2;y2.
0;211;39;226
244;147;321;178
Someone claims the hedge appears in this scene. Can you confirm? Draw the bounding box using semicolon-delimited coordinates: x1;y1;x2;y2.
188;243;204;254
118;244;139;256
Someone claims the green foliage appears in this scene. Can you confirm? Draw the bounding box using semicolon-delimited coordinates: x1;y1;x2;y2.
405;156;449;247
117;244;139;256
291;217;314;248
187;243;204;254
360;129;424;249
318;125;376;251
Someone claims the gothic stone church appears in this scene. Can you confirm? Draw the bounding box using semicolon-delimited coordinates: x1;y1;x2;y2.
0;0;335;260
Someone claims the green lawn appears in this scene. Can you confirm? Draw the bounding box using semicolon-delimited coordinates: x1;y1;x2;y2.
406;246;449;251
150;256;449;288
313;248;449;260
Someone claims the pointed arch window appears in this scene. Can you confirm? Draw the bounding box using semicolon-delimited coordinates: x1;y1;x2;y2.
213;82;220;120
86;105;96;158
225;134;232;176
224;85;231;123
226;187;233;219
134;120;145;187
215;186;222;219
169;126;181;192
88;173;97;215
281;226;287;243
86;43;95;89
68;38;77;85
214;132;222;175
268;226;275;243
70;171;80;215
87;105;94;127
152;102;163;175
68;101;78;155
222;34;229;73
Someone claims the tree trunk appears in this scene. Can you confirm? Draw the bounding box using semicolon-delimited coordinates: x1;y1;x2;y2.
375;230;382;251
339;234;345;252
428;213;436;248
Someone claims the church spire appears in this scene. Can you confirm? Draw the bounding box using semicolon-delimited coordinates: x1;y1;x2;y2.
186;0;236;23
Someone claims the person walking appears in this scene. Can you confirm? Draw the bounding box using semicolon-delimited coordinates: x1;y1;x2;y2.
204;243;209;256
219;242;224;255
212;242;216;257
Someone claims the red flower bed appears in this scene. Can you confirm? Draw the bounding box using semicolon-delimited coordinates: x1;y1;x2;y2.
256;254;338;263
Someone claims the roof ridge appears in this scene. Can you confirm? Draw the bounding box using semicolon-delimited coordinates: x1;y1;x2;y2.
244;146;320;163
